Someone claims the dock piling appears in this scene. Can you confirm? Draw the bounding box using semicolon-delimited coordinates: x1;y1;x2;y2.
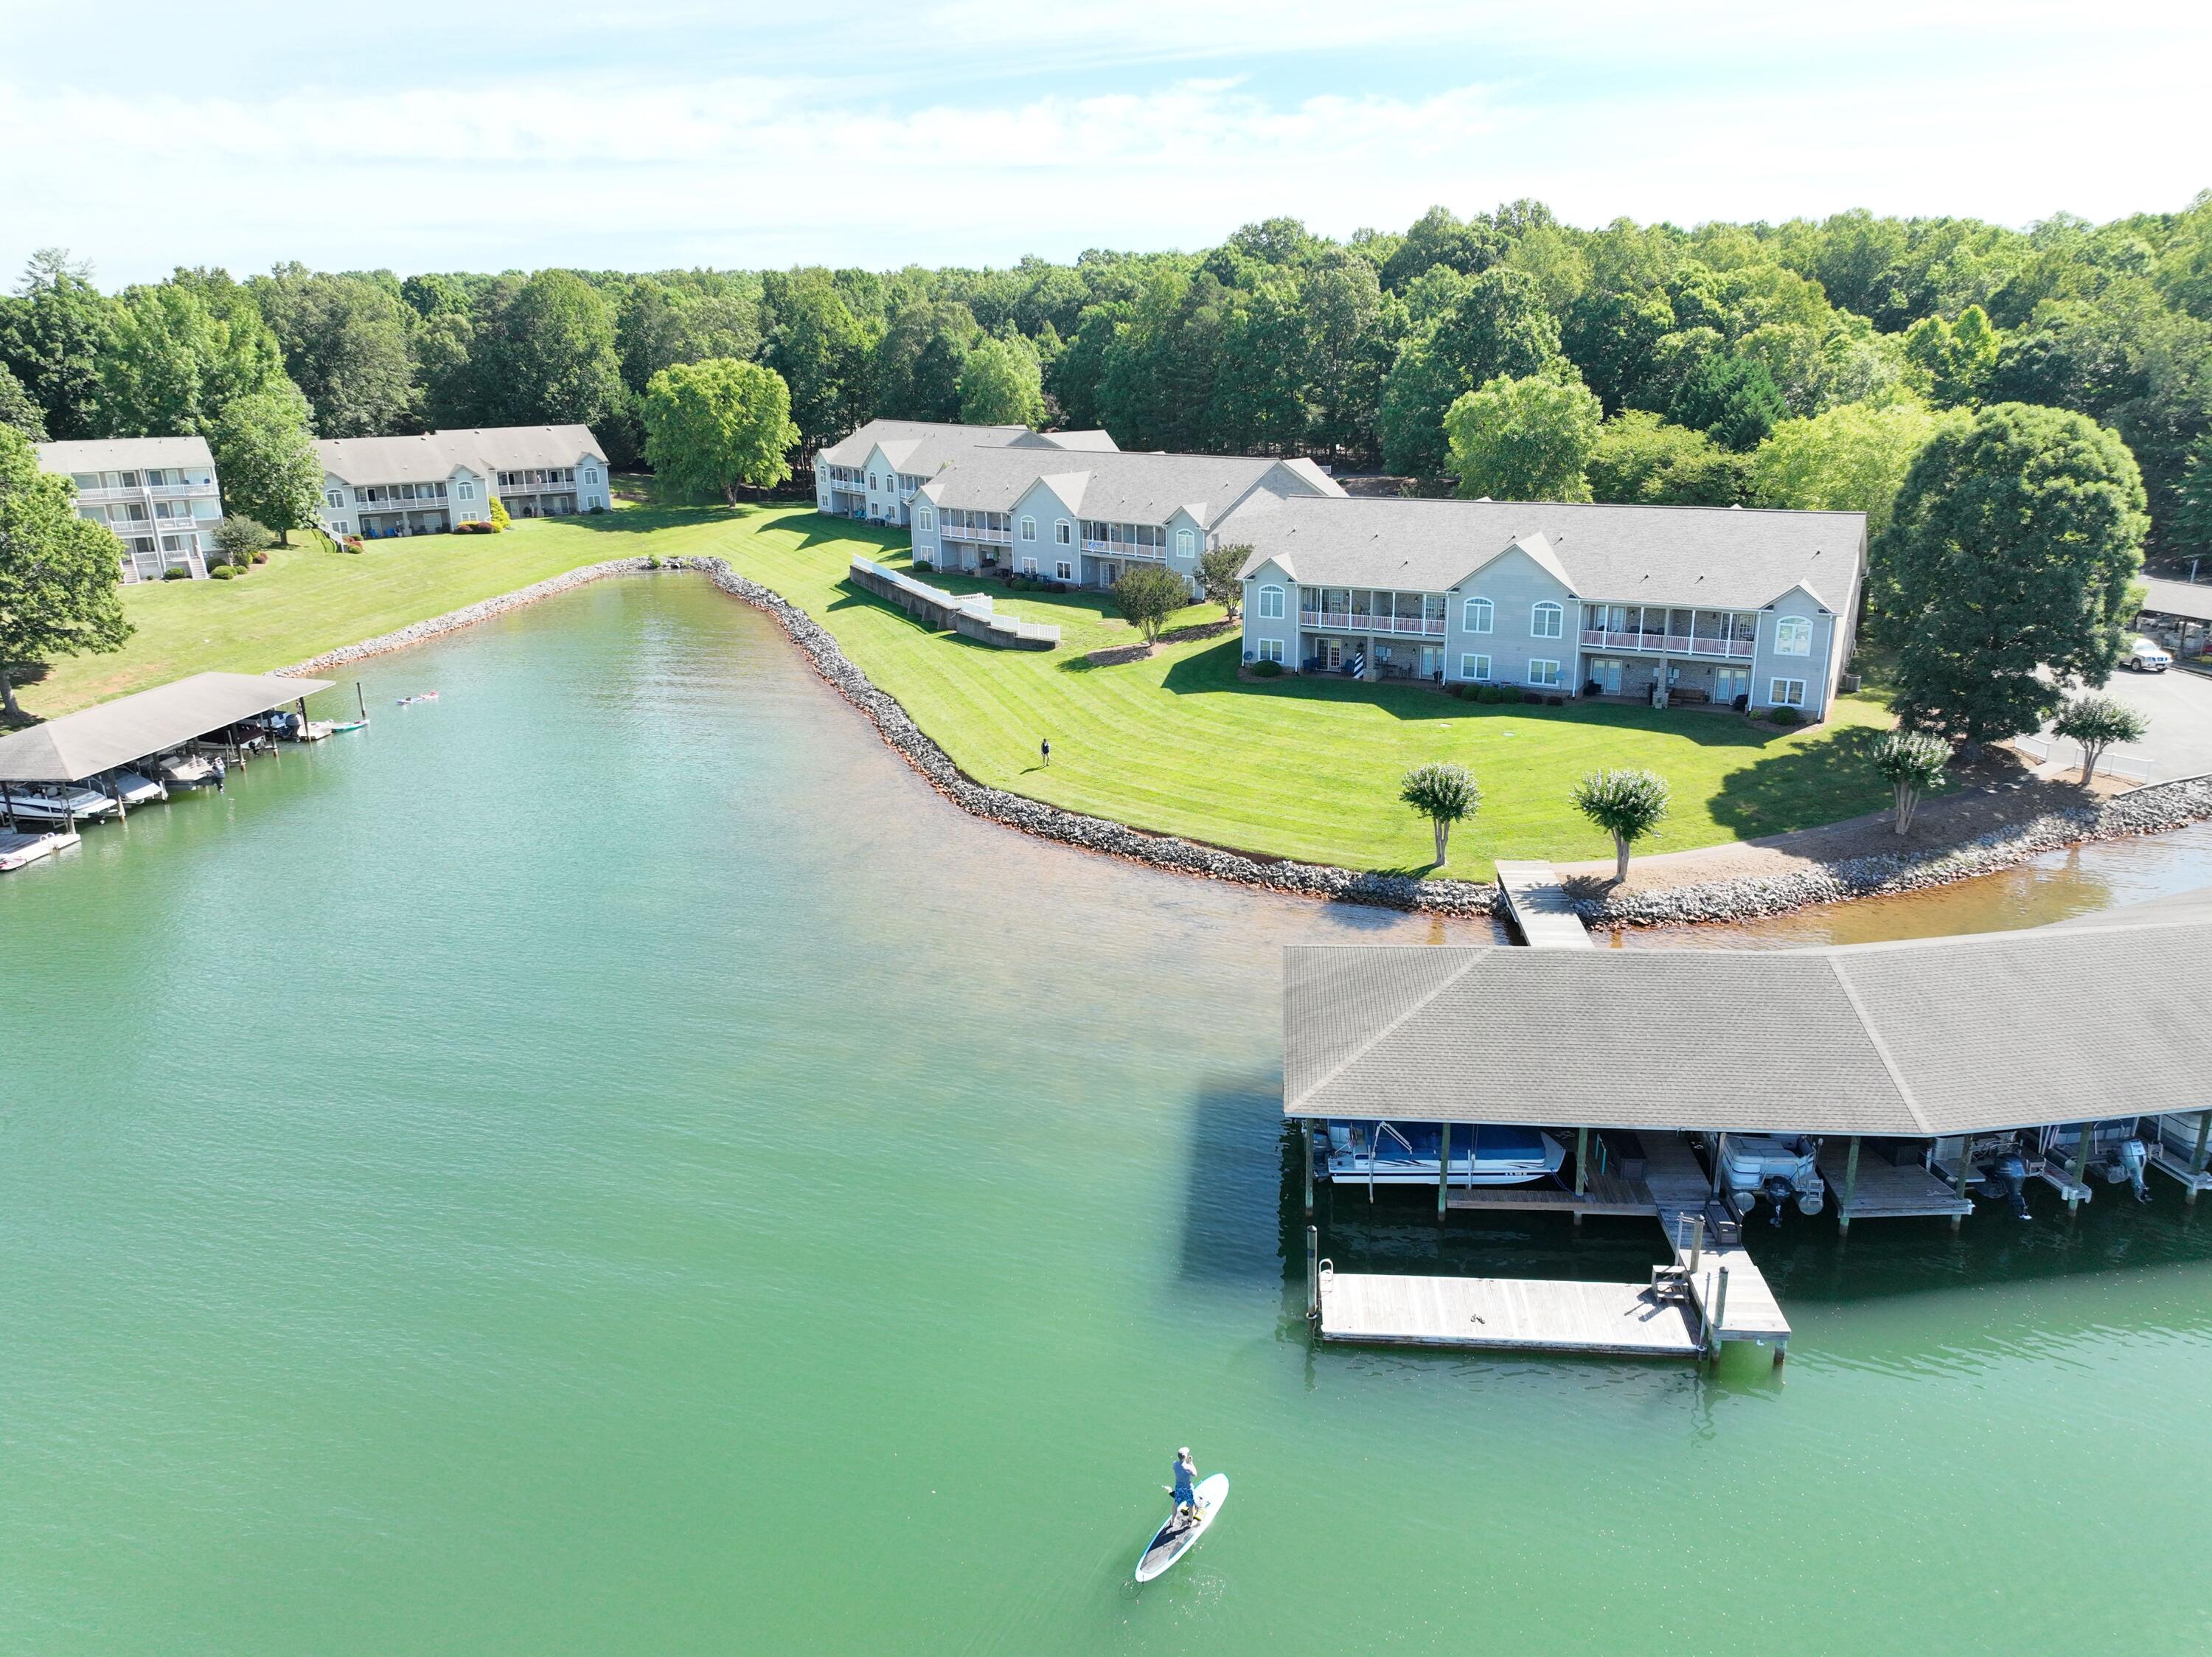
2191;1112;2211;1204
1305;1226;1320;1321
1301;1121;1314;1217
1840;1136;1861;1237
1436;1122;1450;1220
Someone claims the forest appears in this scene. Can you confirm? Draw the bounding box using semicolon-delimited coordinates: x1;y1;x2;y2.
4;194;2211;557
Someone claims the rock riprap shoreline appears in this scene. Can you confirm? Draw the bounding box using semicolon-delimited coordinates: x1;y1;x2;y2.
282;554;2212;925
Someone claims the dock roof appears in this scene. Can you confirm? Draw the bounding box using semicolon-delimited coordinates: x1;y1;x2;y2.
0;672;335;782
1284;897;2212;1136
1225;493;1864;611
2138;576;2212;624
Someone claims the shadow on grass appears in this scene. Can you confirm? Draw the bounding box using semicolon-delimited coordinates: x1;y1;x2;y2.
1707;721;1890;840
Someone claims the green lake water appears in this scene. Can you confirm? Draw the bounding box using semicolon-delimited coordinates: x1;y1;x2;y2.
7;573;2212;1655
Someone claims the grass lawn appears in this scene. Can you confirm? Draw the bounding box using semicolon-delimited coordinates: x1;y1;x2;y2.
28;498;1898;879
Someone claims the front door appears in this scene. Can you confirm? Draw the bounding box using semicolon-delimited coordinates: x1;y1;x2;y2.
1714;667;1749;706
1593;657;1624;695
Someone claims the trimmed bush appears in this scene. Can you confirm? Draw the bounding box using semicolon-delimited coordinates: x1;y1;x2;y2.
161;566;191;580
1251;659;1284;678
209;565;236;580
1767;705;1804;726
251;550;269;564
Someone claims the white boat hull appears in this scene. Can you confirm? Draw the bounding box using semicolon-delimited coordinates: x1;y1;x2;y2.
1;790;119;823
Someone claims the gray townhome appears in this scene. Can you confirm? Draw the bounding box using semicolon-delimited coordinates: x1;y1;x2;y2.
814;419;1120;529
39;436;224;583
909;447;1345;589
1228;495;1865;718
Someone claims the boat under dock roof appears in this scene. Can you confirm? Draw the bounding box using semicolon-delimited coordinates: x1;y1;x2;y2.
0;672;335;783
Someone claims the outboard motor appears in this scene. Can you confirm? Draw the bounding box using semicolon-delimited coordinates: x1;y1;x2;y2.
2112;1136;2152;1203
1980;1150;2031;1220
1759;1173;1796;1226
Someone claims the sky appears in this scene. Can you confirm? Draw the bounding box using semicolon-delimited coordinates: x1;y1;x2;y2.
1;0;2208;287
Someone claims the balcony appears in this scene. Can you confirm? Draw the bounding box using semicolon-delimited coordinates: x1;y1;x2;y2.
1082;540;1164;561
1302;611;1447;637
75;482;216;503
945;524;1012;544
1579;628;1756;659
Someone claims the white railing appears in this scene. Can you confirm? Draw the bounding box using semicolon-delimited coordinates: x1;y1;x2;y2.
1579;628;1756;659
1082;538;1165;557
1302;611;1445;636
945;524;1012;543
75;482;218;503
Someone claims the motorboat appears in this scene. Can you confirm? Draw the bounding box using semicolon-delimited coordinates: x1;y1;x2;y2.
150;751;220;789
1717;1134;1826;1224
1319;1119;1567;1187
0;783;121;824
83;767;167;806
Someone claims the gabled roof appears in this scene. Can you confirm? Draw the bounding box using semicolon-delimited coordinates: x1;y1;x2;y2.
0;672;335;782
1283;894;2212;1136
1015;428;1120;451
1222;495;1863;611
2139;576;2212;625
919;447;1342;524
818;419;1030;469
316;425;605;487
36;436;214;473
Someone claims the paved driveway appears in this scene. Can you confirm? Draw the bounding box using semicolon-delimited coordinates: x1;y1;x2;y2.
2035;665;2212;782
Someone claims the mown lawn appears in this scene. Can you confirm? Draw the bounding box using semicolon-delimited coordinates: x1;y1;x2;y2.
29;499;1897;878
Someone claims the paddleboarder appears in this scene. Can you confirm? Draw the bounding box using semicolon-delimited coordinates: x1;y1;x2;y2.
1171;1447;1197;1524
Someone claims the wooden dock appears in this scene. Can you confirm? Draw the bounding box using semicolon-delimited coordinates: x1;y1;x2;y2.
1639;1134;1790;1355
0;828;77;872
1493;861;1593;949
2149;1114;2212;1201
1447;1170;1653;1218
1820;1142;1975;1226
1316;1265;1700;1358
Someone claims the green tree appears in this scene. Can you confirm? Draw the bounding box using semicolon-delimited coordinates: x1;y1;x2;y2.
0;425;130;720
1572;767;1671;885
207;386;323;544
616;278;761;397
1666;351;1787;450
0;364;47;440
2051;692;2149;786
1380;206;1503;292
2174;451;2212;560
873;299;978;422
957;335;1047;427
1398;762;1479;866
1749;400;1956;536
1872;729;1950;834
763;268;878;452
1430;266;1563;387
209;513;274;569
488;495;511;532
1902;304;2000;407
1197;543;1248;618
1302;251;1388;460
641;358;799;503
97;279;290;437
1587;410;1745;506
248;265;420;437
477;269;625;429
0;249;112;440
1377;338;1465;476
1110;564;1191;648
1877;403;2149;748
1444;372;1601;501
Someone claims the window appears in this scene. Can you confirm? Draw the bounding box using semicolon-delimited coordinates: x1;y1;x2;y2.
1773;615;1812;656
1020;516;1036;541
1528;659;1562;687
71;472;99;491
1460;653;1490;680
918;507;935;532
1258;584;1286;619
1530;601;1563;639
1462;597;1492;633
1259;638;1284;664
1770;678;1807;708
585;468;599;484
333;520;349;535
1176;528;1194;557
1020;557;1038;574
324;489;343;509
1048;520;1068;545
868;473;878;490
1054;560;1073;581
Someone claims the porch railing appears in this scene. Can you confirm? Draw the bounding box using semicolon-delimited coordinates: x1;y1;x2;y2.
1303;611;1445;636
1579;628;1756;659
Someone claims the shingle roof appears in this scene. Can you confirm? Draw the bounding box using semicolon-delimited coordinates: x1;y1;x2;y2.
0;672;335;782
818;419;1030;469
1284;896;2212;1136
1225;494;1863;611
36;436;214;472
2139;576;2212;624
316;425;605;487
917;447;1342;523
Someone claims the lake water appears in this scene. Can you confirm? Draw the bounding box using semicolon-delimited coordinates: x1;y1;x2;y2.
7;574;2212;1656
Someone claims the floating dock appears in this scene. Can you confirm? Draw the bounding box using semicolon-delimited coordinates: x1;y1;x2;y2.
1820;1138;1975;1230
1315;1264;1699;1358
0;828;77;871
1492;861;1593;948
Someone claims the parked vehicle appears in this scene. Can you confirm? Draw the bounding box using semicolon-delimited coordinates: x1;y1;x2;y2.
2126;638;2173;672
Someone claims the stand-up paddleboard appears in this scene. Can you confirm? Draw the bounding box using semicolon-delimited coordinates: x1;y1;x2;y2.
1135;1473;1228;1583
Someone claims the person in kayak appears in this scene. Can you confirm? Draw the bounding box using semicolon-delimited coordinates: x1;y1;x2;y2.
1171;1448;1199;1523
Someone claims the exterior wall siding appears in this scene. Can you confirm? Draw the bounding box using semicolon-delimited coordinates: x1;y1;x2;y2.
1240;560;1300;667
1445;549;1576;687
1750;585;1837;716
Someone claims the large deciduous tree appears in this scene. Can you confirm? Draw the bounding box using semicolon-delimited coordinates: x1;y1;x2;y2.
477;270;625;430
763;269;877;454
1877;403;2149;748
207;386;324;544
0;425;131;720
0;364;47;440
957;335;1047;428
97;279;291;437
0;249;111;441
1749;400;1956;535
248;264;421;437
1586;410;1745;506
1444;372;1602;501
641;358;799;502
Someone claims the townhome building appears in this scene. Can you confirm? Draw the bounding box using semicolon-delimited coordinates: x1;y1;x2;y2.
1228;496;1865;719
38;436;223;583
910;447;1345;588
314;425;610;541
814;419;1119;527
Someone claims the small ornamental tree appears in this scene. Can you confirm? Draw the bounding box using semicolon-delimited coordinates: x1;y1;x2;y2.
1873;729;1950;835
1111;564;1190;647
2051;692;2149;786
1572;767;1670;884
1198;543;1248;618
1399;762;1479;866
487;495;511;531
210;513;274;569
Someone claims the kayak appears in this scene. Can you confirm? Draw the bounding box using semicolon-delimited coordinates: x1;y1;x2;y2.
329;719;369;734
1135;1473;1228;1583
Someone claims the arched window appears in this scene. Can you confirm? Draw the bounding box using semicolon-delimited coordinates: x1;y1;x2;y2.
1530;601;1563;639
917;507;935;532
1020;515;1037;541
1055;520;1071;544
1773;616;1812;656
1462;597;1492;634
1176;528;1194;557
1259;584;1286;619
868;473;878;490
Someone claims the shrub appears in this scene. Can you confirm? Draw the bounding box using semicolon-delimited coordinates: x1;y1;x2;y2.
644;555;662;570
488;495;512;531
161;566;191;580
251;550;268;564
211;513;276;569
1767;705;1804;727
1251;659;1284;678
209;565;236;580
1493;685;1523;705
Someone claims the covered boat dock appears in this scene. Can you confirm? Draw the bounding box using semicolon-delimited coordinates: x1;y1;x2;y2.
0;670;335;832
1290;892;2212;1363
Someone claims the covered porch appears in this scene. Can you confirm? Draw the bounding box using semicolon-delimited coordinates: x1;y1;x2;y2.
1300;632;1446;683
1581;650;1755;709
